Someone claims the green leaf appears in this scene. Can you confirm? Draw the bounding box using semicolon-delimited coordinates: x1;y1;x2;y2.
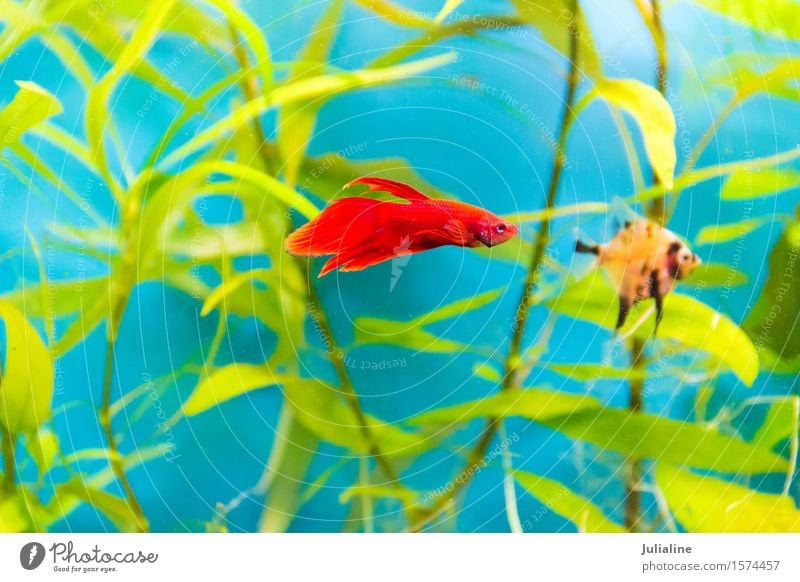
514;471;624;532
353;0;434;27
85;0;178;196
753;397;799;451
634;146;800;204
696;217;773;245
472;362;502;383
410;389;787;473
206;0;273;93
743;213;800;370
682;263;748;288
546;364;648;382
509;202;609;224
277;0;344;187
339;483;418;504
547;273;760;386
25;427;60;478
296;150;449;203
722;167;800;201
200;270;271;317
540;408;787;473
695;0;800;40
161;52;456;168
593;78;677;189
284;379;428;457
409;387;600;426
0;301;53;434
184;364;285;416
354;288;502;353
435;0;464;23
656;464;800;532
0;81;62;149
0;495;29;532
258;406;319;532
54;481;146;532
511;0;602;77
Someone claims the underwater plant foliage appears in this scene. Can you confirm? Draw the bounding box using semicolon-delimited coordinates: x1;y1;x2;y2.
0;0;798;533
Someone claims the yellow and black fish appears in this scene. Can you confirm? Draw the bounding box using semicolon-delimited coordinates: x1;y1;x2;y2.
575;220;701;332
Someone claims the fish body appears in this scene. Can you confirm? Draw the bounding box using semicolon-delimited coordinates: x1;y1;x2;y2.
286;177;518;277
576;220;701;331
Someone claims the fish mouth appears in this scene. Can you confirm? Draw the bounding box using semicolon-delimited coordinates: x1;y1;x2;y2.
476;223;519;247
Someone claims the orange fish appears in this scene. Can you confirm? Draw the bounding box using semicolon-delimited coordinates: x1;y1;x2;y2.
285;177;518;277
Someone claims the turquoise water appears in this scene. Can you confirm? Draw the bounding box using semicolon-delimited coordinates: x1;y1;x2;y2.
0;0;798;532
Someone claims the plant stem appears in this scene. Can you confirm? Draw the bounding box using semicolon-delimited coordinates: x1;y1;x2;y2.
2;430;16;495
100;285;148;532
410;1;581;531
666;97;738;222
228;26;401;486
306;278;401;484
626;0;669;533
624;337;646;532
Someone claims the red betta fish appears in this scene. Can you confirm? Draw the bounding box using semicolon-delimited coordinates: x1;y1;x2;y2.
285;177;518;277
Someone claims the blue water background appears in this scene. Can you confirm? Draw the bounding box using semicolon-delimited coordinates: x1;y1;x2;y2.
0;0;798;532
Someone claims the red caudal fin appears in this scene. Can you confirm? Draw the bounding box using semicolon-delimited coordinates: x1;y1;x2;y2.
345;176;429;202
285;196;414;277
318;231;413;277
285;197;381;257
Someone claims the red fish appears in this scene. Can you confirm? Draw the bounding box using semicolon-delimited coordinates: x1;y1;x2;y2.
285;177;518;277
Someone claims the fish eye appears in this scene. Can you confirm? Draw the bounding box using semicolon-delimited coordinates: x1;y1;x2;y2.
495;224;506;234
680;252;691;262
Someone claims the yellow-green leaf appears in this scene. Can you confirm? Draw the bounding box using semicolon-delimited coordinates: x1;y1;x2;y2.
184;364;285;416
656;464;800;532
547;273;759;386
85;0;177;195
258;407;319;532
161;52;456;168
410;389;787;473
696;217;776;245
278;0;344;187
0;81;62;149
0;495;29;532
284;379;428;457
435;0;464;23
515;471;624;532
753;397;799;451
695;0;800;40
722;167;800;200
55;481;146;532
594;78;677;189
744;213;800;370
0;301;53;434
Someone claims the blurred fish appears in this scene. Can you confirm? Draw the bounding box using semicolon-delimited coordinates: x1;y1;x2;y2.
286;177;518;277
575;219;701;332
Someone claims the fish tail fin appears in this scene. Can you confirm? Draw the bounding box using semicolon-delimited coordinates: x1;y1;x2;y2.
575;240;600;255
318;231;412;277
285;197;381;258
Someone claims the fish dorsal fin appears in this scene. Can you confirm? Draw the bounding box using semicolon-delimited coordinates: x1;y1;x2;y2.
346;176;430;202
610;196;643;230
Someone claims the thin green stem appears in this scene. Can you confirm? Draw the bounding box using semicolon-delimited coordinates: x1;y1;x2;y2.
627;0;668;533
228;25;401;486
2;430;16;495
624;337;646;532
100;286;148;532
306;278;401;484
667;97;738;222
410;0;581;531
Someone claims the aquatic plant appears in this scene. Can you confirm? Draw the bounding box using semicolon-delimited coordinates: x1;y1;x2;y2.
0;0;798;533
